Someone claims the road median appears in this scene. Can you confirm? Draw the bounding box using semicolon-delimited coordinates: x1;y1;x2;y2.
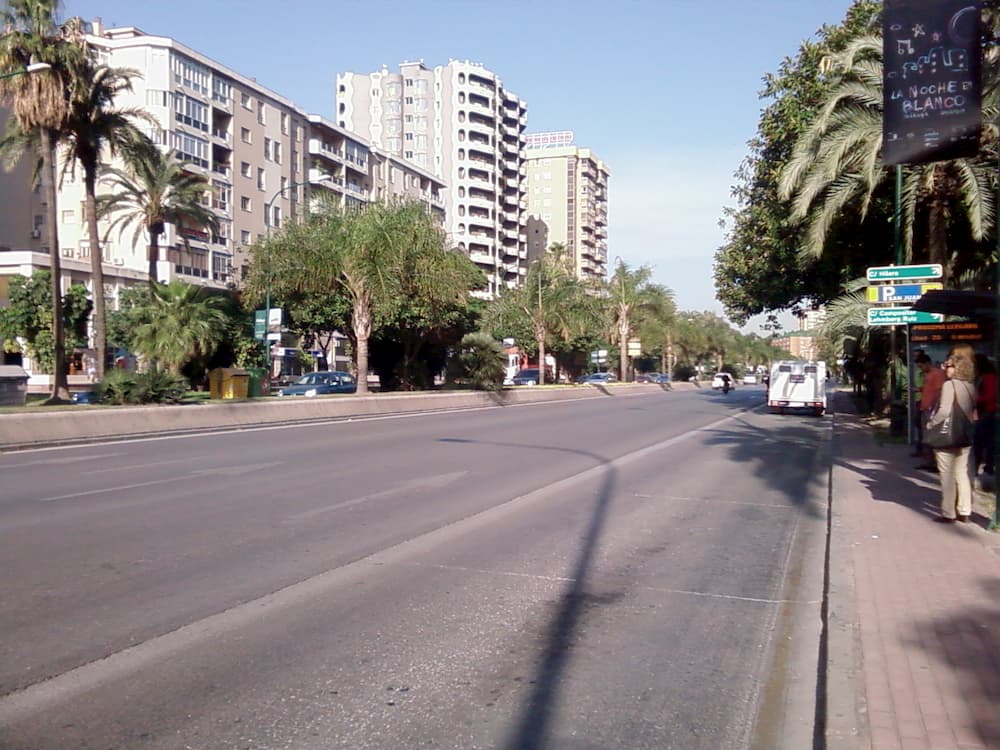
0;382;693;450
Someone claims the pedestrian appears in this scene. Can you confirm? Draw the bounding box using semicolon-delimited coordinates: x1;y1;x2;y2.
926;343;977;523
973;353;996;479
913;352;945;469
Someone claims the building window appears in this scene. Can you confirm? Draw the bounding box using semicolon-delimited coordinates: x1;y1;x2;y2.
280;112;289;135
241;161;251;178
241;230;251;244
273;142;282;164
241;196;251;212
240;127;251;144
264;137;272;161
257;167;266;191
257;102;266;125
241;92;252;109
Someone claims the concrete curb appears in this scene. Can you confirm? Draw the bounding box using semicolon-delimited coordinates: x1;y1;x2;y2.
823;394;869;750
0;382;696;450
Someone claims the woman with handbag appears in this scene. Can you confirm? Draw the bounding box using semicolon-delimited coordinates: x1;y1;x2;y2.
926;343;977;523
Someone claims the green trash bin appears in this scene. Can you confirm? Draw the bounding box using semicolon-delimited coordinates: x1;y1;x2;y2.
246;367;270;397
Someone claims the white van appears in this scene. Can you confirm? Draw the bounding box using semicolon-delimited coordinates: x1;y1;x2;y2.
768;360;827;416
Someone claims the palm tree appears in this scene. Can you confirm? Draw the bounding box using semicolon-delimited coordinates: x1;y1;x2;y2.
62;61;154;379
99;147;217;283
778;34;995;283
0;0;87;402
130;280;229;374
607;261;669;382
483;247;588;385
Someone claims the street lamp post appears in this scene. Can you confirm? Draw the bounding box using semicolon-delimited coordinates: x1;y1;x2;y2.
261;176;333;378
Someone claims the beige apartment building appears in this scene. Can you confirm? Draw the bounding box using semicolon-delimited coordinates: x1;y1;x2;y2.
524;133;610;282
336;59;528;298
0;20;444;375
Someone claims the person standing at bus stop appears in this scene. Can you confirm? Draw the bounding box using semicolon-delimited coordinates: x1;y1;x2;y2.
914;352;945;471
974;353;996;480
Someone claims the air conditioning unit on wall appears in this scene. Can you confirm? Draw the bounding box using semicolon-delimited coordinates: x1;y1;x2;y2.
30;229;41;239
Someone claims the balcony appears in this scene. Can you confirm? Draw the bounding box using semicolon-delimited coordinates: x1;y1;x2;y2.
211;164;231;179
469;250;493;266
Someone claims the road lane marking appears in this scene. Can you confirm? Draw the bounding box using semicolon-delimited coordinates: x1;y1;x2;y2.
404;562;821;605
38;476;191;502
286;471;468;522
0;452;123;469
37;463;282;502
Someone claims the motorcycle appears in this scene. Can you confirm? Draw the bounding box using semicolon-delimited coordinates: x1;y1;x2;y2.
722;380;731;394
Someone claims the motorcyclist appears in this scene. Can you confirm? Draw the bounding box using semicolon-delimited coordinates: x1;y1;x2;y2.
721;374;732;394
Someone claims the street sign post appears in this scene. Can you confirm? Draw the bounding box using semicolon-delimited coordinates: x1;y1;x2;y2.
865;282;943;304
866;264;943;281
867;307;943;326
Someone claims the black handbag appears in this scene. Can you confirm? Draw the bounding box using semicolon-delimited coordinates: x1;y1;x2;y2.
925;381;975;449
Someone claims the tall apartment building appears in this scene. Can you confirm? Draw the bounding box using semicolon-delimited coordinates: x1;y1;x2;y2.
0;20;445;373
524;132;610;282
336;60;528;298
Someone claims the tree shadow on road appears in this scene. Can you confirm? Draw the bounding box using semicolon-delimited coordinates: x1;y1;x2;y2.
439;436;617;750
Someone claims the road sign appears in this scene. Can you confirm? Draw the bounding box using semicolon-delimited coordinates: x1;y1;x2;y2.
866;264;943;281
589;349;608;363
866;282;943;304
627;339;641;357
253;310;266;341
867;307;944;325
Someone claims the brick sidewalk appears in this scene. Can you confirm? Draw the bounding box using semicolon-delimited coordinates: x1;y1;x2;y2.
827;390;1000;750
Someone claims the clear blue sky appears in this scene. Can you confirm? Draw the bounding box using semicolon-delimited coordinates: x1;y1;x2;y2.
64;0;855;332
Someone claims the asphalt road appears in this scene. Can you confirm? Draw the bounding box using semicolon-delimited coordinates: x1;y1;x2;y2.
0;384;831;749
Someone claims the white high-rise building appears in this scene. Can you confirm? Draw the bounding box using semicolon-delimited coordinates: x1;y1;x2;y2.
524;132;610;282
337;60;528;298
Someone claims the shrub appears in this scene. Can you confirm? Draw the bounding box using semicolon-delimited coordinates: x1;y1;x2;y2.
457;332;505;391
96;368;188;405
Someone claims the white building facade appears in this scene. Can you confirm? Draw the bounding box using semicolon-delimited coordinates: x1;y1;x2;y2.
336;60;528;298
524;132;610;282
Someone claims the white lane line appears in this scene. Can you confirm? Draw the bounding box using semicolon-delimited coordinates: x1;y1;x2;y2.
81;457;196;476
0;453;123;469
37;476;193;502
404;562;820;605
631;494;798;509
285;471;468;522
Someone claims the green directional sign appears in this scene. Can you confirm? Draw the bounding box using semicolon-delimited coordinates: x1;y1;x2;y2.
253;309;266;341
867;307;943;326
866;264;943;281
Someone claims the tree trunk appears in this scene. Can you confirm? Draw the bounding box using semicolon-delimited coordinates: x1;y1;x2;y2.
42;129;69;403
618;314;629;382
353;300;372;394
148;229;160;284
537;333;546;386
84;171;106;380
926;197;949;284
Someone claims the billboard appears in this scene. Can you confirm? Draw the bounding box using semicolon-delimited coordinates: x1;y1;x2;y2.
882;0;982;165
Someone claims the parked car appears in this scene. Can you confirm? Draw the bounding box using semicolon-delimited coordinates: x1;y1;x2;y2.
511;368;542;386
635;372;660;383
711;373;735;390
578;372;616;385
277;371;357;397
651;373;672;384
742;373;758;385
